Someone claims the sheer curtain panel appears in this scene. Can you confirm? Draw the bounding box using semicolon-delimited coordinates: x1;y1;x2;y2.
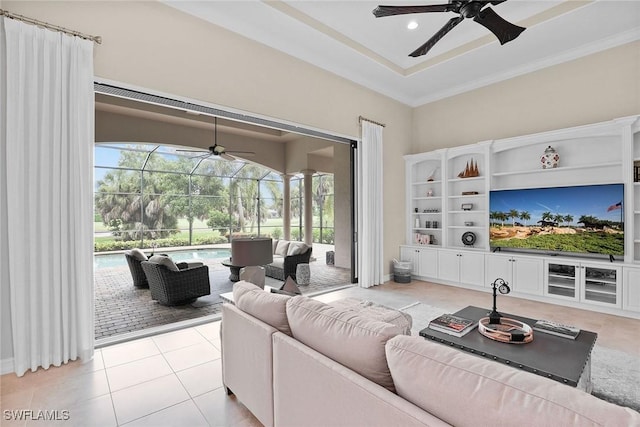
1;17;95;376
357;121;384;287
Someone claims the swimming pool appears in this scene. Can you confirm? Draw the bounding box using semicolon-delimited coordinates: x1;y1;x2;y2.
94;248;231;269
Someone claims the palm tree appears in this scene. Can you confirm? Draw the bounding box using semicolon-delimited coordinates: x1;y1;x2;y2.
554;214;564;227
564;214;574;227
519;211;531;226
509;209;519;227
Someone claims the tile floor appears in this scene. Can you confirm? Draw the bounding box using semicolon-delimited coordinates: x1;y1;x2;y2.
2;279;639;426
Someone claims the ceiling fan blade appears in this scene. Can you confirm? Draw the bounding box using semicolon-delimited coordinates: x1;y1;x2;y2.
409;16;464;57
373;4;454;18
227;150;255;156
176;148;209;153
489;0;508;5
474;6;525;45
220;153;235;161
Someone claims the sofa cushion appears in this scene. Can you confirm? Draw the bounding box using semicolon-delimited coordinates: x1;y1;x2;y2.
386;335;640;427
328;298;412;335
275;240;290;257
233;281;292;336
272;239;279;253
270;256;285;269
148;254;179;271
286;242;308;256
129;248;148;261
286;296;402;393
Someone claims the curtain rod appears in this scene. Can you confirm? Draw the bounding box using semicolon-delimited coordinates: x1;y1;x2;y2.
0;9;102;44
358;116;386;128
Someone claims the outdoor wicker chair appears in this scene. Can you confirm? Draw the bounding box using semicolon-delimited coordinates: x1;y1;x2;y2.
141;259;211;306
124;249;150;288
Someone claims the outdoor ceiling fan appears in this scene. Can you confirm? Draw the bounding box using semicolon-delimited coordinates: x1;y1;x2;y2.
176;117;255;161
373;0;525;57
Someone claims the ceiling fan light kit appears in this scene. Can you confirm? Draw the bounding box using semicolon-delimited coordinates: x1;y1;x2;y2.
373;0;526;57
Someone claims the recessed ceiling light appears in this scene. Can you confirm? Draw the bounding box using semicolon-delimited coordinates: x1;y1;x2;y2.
407;21;418;30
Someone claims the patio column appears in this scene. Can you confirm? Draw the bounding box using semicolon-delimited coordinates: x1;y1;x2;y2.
281;173;291;241
301;169;315;245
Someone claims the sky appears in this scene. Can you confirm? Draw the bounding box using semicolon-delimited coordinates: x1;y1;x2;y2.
489;184;624;225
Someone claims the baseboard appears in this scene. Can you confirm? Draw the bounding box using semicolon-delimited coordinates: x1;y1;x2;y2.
1;357;14;375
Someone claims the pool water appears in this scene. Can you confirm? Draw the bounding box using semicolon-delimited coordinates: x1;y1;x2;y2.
94;248;231;269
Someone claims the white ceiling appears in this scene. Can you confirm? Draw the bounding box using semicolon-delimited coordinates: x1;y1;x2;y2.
164;1;640;107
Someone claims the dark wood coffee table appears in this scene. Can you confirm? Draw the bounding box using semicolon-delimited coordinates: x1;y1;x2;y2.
419;306;597;391
221;258;244;282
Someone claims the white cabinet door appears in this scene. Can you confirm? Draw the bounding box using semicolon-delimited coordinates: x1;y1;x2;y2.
485;254;513;286
545;261;579;300
438;250;460;283
399;246;418;275
417;247;438;278
512;257;543;295
459;252;485;287
623;267;640;312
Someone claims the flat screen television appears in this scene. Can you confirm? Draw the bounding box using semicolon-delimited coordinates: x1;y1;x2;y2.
489;183;624;259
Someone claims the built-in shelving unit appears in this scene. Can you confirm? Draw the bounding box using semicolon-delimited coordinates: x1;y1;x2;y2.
401;115;640;319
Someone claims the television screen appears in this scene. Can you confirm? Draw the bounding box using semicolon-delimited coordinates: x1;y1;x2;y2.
489;184;624;257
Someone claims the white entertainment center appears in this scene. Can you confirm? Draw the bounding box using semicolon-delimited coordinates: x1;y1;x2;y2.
401;115;640;319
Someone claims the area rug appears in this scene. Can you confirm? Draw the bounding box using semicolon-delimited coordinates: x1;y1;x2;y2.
400;302;640;413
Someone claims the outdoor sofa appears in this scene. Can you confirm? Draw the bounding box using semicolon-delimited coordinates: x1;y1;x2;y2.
221;281;640;427
264;239;312;281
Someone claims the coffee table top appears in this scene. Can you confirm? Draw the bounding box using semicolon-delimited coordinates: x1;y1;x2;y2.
419;306;598;387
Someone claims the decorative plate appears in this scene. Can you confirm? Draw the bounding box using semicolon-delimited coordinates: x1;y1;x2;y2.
462;231;476;246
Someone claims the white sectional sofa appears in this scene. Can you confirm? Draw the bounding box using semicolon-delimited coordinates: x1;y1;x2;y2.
221;281;639;427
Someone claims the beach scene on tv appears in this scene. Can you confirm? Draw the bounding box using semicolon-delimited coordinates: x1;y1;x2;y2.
489;184;624;256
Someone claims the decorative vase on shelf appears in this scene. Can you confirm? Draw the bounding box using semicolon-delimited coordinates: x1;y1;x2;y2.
541;145;559;169
415;218;421;228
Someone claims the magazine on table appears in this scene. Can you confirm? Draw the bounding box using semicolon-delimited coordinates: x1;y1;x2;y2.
533;319;581;339
428;314;477;337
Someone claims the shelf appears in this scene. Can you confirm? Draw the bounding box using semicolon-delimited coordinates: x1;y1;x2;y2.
547;282;575;290
447;226;484;230
413;180;442;185
492;162;622;177
413;196;442;201
548;287;576;298
448;194;483;199
449;210;486;214
447;176;484;183
413;227;442;231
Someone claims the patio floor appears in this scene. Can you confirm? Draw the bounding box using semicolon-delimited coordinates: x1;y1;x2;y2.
94;245;352;341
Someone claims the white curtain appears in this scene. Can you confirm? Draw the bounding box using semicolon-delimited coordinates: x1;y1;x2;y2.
357;121;384;287
1;17;95;376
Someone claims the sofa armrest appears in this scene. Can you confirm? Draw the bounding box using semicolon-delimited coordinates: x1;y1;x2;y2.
222;304;278;427
282;247;312;280
272;332;450;427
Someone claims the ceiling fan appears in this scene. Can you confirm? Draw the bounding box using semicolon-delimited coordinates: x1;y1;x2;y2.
176;117;255;161
373;0;526;57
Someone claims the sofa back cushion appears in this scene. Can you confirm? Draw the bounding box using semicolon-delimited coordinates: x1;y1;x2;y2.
233;281;292;336
272;239;279;253
286;296;402;393
275;240;290;257
148;254;179;271
386;335;640;427
286;242;308;256
328;298;412;336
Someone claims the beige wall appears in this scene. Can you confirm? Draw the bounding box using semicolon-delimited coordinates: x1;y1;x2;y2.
412;41;640;152
2;0;412;274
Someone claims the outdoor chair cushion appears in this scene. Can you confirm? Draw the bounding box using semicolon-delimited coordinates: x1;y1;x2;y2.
129;248;148;261
274;240;290;257
149;254;180;271
286;242;308;256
